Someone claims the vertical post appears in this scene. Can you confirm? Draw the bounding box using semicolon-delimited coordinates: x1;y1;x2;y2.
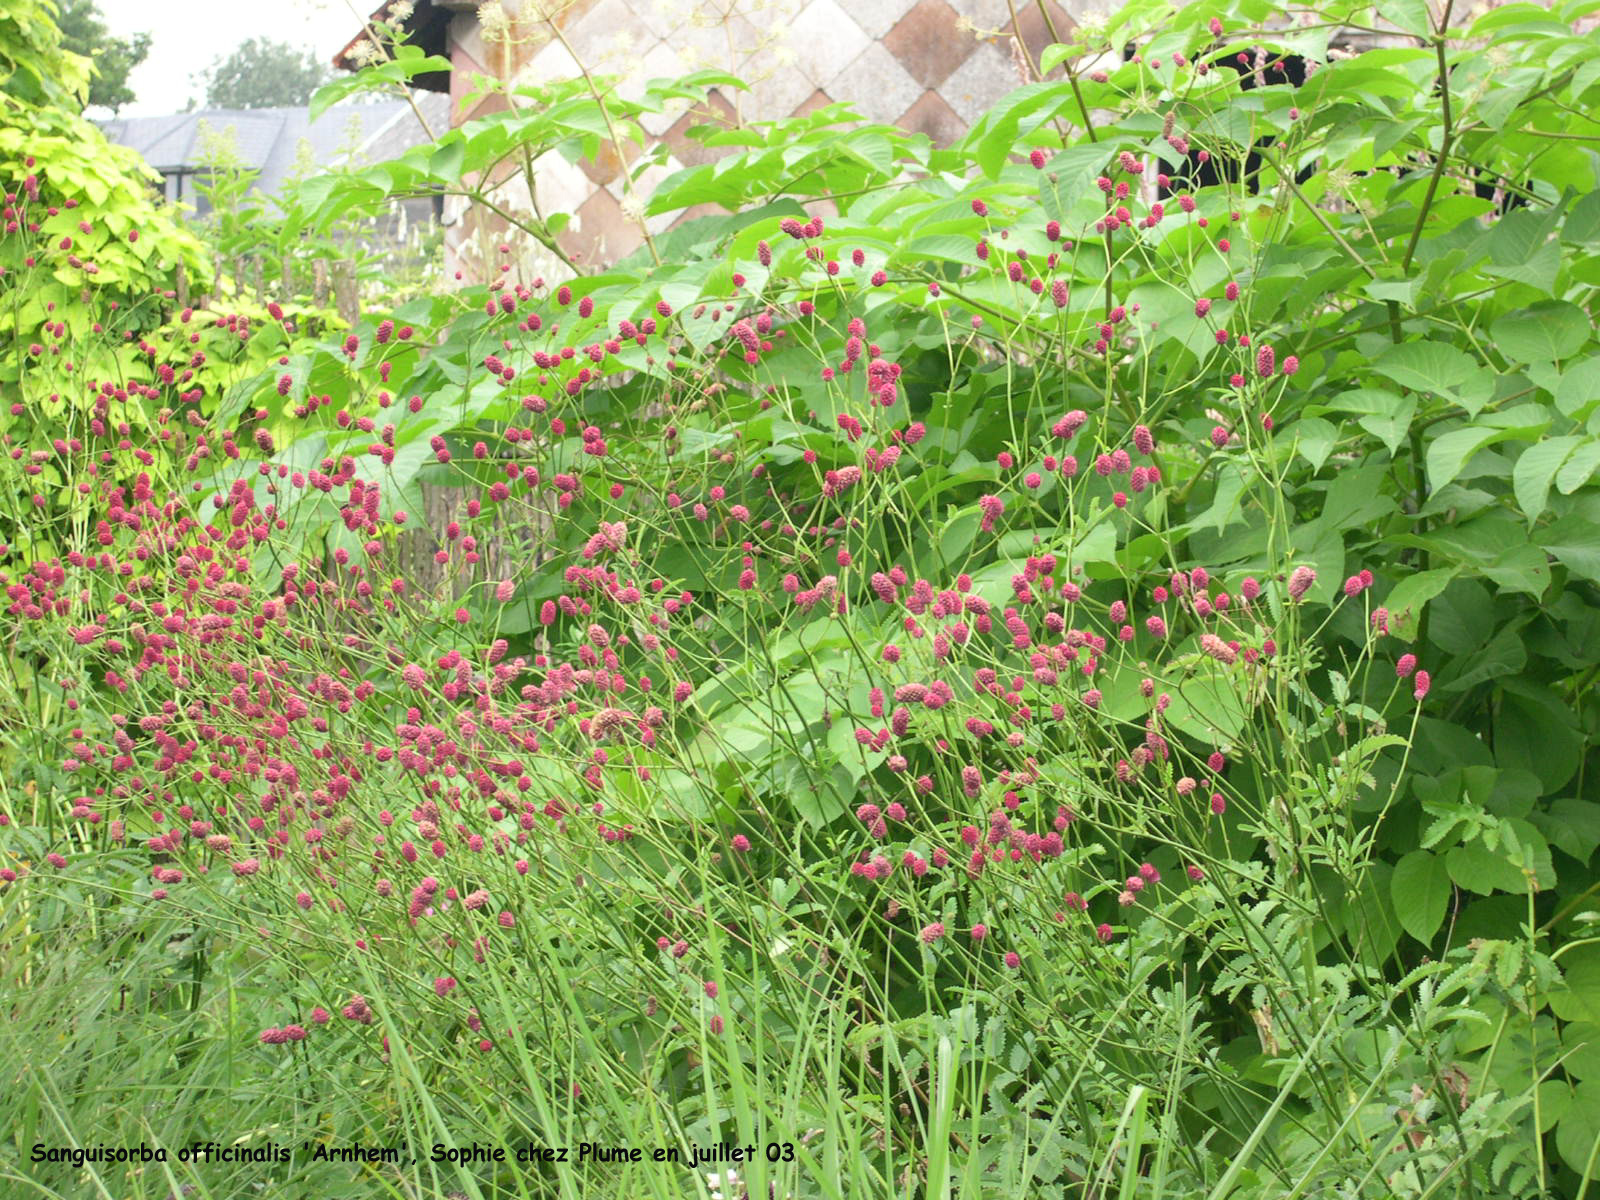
331;260;359;325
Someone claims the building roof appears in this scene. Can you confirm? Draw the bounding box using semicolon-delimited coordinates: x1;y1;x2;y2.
96;93;452;199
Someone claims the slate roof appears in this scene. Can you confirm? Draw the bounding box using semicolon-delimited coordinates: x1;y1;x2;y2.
96;92;451;203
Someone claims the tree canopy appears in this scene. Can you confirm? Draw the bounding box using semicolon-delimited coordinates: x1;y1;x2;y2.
199;36;331;110
55;0;150;114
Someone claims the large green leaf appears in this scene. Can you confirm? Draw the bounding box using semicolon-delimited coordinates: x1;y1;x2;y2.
1491;301;1592;364
1554;946;1600;1024
1446;824;1553;895
1530;798;1600;865
1556;440;1600;494
1555;356;1600;420
1557;1082;1600;1175
1514;436;1582;521
1316;387;1416;456
1374;340;1492;414
1384;568;1458;639
1539;513;1600;581
1390;850;1452;943
1427;408;1550;491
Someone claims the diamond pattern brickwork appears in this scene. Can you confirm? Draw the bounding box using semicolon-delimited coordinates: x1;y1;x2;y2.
429;0;1095;274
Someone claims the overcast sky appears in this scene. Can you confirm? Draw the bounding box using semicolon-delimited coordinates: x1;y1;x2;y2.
91;0;372;115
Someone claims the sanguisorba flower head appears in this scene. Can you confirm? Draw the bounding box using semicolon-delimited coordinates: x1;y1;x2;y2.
1287;566;1316;601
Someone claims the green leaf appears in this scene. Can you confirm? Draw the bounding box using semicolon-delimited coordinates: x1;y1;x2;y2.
1442;624;1526;692
1553;946;1600;1024
783;760;852;827
309;53;453;122
1374;340;1492;414
1513;436;1582;522
1377;0;1432;36
1419;510;1532;569
1555;1082;1600;1174
1039;43;1074;75
430;139;466;185
1294;417;1338;471
1483;239;1562;295
1481;543;1551;597
1363;276;1422;305
1446;839;1532;895
1041;145;1122;222
1391;850;1452;942
1555;356;1600;419
1556;440;1600;493
1486;204;1563;269
1530;797;1600;864
962;82;1059;178
1164;659;1248;741
1566;190;1600;244
1539;513;1600;581
1195;462;1250;533
1374;341;1478;392
1491;301;1592;364
1562;1024;1600;1081
1384;568;1458;639
1319;387;1416;455
1428;426;1503;491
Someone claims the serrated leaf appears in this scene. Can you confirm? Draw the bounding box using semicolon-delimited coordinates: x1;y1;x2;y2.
1497;939;1526;989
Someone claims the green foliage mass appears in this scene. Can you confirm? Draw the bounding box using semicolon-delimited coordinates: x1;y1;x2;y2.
201;36;334;111
0;0;208;401
55;0;151;115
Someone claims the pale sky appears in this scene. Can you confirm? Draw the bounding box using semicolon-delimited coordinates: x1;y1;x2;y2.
89;0;377;116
